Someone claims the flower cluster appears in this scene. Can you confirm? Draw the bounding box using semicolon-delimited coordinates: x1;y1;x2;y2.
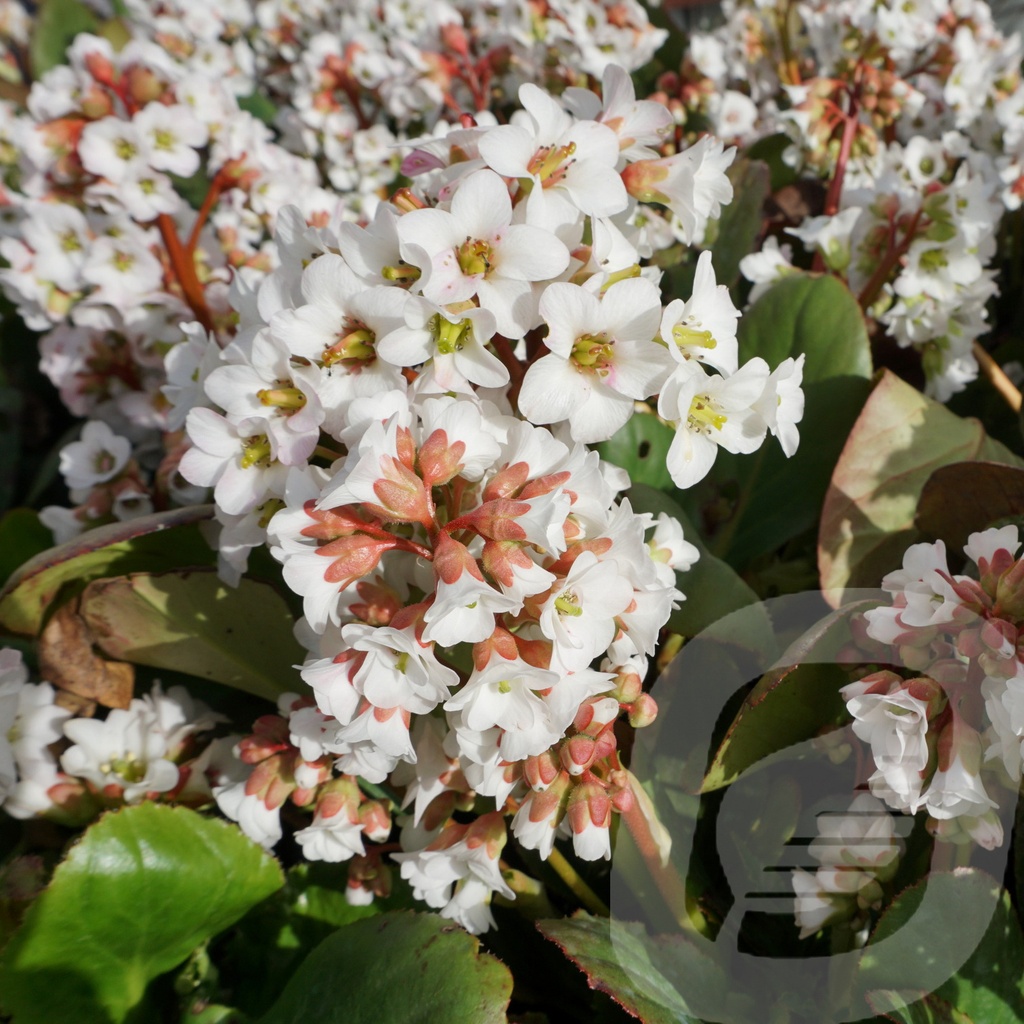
0;8;811;932
840;526;1024;853
0;647;230;823
791;793;903;941
655;0;1021;400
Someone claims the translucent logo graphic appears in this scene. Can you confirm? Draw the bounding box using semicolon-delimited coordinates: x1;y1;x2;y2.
609;590;1015;1024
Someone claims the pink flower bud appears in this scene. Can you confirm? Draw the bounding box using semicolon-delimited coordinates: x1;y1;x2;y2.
629;693;658;728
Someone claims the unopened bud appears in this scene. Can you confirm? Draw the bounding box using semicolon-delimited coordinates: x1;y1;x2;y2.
561;735;597;776
628;692;658;728
359;800;392;842
523;749;560;791
125;65;164;105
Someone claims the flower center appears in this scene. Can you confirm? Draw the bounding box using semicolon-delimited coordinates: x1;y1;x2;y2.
457;238;493;277
431;314;472;355
570;332;613;372
323;325;376;366
687;395;727;434
241;434;272;468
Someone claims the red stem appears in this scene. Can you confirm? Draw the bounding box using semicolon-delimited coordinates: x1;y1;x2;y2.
812;82;861;273
856;208;924;311
621;798;692;928
156;213;214;332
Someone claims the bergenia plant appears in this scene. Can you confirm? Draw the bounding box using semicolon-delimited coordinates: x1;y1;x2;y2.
1;1;1024;1022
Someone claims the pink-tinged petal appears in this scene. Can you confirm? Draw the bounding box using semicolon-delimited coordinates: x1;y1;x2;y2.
569;387;633;443
539;283;602;356
600;277;663;341
451;169;512;240
478;124;535;178
422;249;478;306
518;355;587;425
495;225;569;282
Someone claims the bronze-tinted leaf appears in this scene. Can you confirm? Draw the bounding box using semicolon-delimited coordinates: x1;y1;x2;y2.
916;461;1024;552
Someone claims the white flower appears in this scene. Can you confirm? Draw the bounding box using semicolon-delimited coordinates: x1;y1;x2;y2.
519;277;670;443
659;359;771;488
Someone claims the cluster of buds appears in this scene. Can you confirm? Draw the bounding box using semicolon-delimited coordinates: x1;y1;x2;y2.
214;694;392;867
791;793;904;941
840;526;1024;853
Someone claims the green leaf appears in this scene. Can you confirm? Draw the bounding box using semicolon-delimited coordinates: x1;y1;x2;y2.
536;913;702;1023
701;273;873;566
258;912;512;1024
710;158;771;293
860;870;1024;1024
596;413;677;490
30;0;100;77
868;991;975;1023
0;804;283;1024
738;273;873;381
0;505;215;637
915;461;1024;552
818;371;1024;605
79;569;302;702
744;133;800;191
700;599;872;791
0;509;54;591
238;93;279;126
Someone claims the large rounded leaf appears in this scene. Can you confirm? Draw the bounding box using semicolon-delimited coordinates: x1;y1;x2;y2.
0;803;283;1024
80;570;303;702
818;371;1024;605
0;505;215;637
258;912;512;1024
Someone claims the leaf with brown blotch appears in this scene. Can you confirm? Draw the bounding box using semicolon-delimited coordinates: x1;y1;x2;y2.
37;599;134;710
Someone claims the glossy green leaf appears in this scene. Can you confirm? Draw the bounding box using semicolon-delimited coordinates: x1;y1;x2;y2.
536;913;701;1024
700;598;872;791
739;272;873;381
0;505;215;637
700;273;873;565
238;93;279;126
596;413;677;490
30;0;100;77
258;912;512;1024
818;371;1024;605
0;804;283;1024
860;870;1024;1024
80;569;301;702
